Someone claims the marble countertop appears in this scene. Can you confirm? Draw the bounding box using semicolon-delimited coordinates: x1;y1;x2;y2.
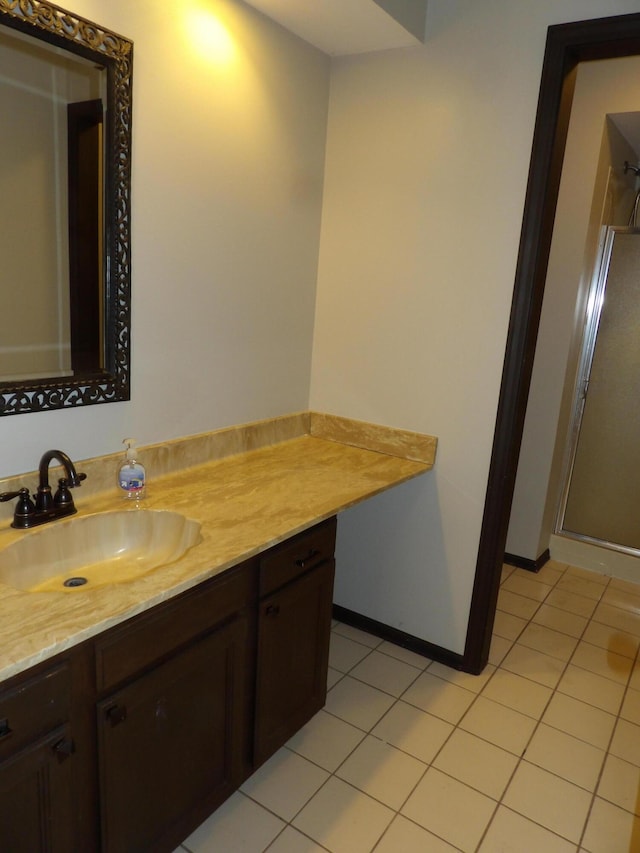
0;435;432;683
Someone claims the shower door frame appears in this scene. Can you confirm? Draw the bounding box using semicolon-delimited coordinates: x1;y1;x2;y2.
555;224;640;557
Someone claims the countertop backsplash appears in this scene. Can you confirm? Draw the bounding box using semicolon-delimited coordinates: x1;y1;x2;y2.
0;411;437;525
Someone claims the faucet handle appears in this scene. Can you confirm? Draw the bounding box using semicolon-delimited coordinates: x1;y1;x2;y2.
0;488;36;529
54;475;85;503
54;472;86;511
0;489;25;503
54;479;74;509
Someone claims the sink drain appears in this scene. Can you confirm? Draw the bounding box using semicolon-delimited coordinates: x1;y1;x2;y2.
63;576;88;588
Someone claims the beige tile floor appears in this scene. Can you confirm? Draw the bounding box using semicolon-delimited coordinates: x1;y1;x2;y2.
175;561;640;852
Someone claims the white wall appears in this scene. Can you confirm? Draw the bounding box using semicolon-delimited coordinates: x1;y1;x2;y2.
0;0;329;475
310;0;640;654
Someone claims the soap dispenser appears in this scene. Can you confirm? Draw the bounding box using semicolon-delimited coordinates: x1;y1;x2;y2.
117;438;146;500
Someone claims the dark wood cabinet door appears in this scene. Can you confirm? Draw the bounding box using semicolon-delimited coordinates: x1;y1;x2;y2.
97;615;249;853
254;559;335;766
0;724;75;853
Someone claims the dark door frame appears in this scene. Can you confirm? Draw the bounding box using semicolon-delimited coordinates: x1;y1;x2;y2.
463;12;640;674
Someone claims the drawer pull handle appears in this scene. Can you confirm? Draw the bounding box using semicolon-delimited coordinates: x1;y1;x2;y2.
295;548;320;569
106;704;127;727
53;738;75;762
0;718;11;739
265;604;280;617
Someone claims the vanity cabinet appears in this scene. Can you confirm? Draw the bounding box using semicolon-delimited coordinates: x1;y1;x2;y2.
254;517;336;766
0;516;336;853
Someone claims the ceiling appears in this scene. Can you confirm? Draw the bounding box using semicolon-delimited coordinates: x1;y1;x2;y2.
242;0;424;56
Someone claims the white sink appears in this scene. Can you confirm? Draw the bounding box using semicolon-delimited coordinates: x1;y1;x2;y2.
0;509;202;592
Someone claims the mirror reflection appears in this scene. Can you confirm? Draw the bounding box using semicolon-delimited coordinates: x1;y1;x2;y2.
0;29;105;381
0;2;132;416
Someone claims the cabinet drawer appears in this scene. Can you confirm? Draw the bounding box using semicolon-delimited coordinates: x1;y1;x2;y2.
0;662;71;760
95;561;255;692
259;517;336;598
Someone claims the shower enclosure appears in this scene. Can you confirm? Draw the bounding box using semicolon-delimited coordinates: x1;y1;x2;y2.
557;225;640;555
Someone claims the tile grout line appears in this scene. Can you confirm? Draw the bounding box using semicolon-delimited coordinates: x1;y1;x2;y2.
495;565;633;736
460;564;569;848
247;633;428;851
327;567;570;849
329;633;462;853
330;566;640;850
484;562;593;849
181;561;640;852
332;590;557;851
577;574;640;852
323;626;463;851
492;562;640;851
475;562;584;850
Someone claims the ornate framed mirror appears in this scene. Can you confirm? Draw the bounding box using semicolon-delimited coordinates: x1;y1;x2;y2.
0;0;132;415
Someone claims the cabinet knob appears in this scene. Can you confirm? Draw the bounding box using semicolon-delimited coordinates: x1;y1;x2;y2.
294;548;320;569
105;704;127;726
0;718;11;739
265;604;280;617
53;737;75;762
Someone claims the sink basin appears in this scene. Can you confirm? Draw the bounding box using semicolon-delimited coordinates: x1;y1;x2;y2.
0;509;202;592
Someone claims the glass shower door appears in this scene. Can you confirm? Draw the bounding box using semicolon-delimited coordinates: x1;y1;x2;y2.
558;226;640;554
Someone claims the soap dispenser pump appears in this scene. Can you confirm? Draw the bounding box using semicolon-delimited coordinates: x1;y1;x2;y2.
117;438;146;500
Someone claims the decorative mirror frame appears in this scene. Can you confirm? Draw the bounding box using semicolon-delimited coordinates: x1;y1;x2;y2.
0;0;132;416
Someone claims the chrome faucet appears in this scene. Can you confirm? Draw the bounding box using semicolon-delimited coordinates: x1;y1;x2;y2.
0;450;86;529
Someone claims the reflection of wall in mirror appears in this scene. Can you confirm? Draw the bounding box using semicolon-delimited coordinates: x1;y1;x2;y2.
0;32;101;381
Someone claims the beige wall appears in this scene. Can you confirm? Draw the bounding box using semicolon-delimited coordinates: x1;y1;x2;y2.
4;0;640;655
